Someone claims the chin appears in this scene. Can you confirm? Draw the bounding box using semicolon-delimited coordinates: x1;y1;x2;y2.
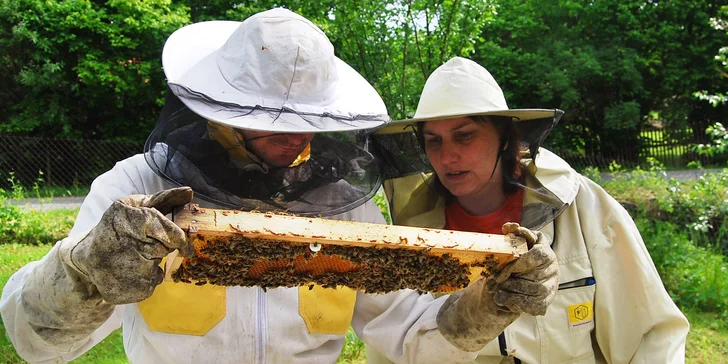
444;186;473;198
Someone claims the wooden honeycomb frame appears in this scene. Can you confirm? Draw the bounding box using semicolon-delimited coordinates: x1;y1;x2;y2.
168;204;528;293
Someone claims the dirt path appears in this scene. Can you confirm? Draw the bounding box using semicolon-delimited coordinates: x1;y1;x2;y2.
8;196;85;211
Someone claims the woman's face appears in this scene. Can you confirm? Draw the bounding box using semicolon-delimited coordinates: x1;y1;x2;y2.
239;130;314;167
421;117;503;199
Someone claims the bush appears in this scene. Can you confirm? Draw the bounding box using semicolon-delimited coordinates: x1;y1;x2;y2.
591;164;728;316
0;195;23;239
601;164;728;254
659;171;728;253
0;202;76;245
0;174;77;245
636;218;728;316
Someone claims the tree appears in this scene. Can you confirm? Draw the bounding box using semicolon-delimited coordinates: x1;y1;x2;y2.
471;0;728;164
695;5;728;107
0;0;189;141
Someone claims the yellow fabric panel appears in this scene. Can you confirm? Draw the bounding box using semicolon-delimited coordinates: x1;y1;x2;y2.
137;256;227;336
206;122;255;163
384;173;446;228
206;121;311;166
138;281;227;336
298;285;356;335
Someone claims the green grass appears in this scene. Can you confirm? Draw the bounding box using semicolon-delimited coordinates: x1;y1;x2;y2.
0;185;90;199
33;185;90;198
0;171;89;200
0;244;126;364
685;310;728;363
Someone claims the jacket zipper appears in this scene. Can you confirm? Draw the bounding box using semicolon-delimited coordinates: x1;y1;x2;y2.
498;332;522;363
256;288;267;364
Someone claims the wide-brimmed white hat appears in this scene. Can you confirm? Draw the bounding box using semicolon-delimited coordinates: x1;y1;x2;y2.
377;57;558;134
162;8;389;133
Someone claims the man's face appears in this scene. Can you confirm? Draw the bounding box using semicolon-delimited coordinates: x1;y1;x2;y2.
238;129;314;167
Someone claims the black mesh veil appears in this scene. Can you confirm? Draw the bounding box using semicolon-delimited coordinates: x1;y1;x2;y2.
371;111;564;180
371;110;568;230
145;88;382;216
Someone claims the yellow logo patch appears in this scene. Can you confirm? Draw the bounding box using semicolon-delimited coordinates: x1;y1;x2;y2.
567;301;594;330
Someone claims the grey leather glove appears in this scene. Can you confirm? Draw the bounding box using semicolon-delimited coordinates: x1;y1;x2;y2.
21;187;194;347
491;222;559;315
436;223;559;352
70;187;195;304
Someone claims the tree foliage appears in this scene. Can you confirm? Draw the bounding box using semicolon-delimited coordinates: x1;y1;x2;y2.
1;0;727;164
0;0;188;140
471;0;728;159
178;0;492;120
696;5;728;107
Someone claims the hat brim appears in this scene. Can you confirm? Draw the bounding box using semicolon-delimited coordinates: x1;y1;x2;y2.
375;109;558;134
163;21;388;133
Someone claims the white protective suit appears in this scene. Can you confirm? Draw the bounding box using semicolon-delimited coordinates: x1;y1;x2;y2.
1;153;480;364
366;148;690;364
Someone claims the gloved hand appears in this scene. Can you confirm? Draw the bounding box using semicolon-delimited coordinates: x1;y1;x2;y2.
491;222;559;315
436;223;559;352
21;187;194;347
69;187;196;304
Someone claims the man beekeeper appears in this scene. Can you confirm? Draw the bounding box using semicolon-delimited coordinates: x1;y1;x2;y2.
1;9;557;364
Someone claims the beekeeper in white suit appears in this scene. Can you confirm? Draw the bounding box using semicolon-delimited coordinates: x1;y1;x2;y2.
1;9;558;364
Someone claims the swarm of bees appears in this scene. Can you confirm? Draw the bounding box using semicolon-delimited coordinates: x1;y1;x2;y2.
172;235;502;293
171;205;526;293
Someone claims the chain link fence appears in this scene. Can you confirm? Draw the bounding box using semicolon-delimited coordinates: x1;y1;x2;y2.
1;134;725;191
0;135;143;190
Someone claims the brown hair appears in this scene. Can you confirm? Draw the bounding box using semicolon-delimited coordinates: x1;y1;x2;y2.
416;115;523;201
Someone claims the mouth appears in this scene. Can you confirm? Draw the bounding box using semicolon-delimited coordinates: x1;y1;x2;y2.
444;170;469;181
271;142;302;151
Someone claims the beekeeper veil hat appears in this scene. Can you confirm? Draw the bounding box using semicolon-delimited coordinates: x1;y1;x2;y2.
145;8;389;216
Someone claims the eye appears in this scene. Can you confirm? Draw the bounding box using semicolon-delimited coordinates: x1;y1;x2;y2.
455;131;475;142
424;136;441;148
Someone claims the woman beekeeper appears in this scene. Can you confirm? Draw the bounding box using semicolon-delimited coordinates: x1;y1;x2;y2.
366;57;690;363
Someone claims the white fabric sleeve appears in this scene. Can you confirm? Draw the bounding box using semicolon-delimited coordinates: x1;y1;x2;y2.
579;178;689;363
0;154;157;363
352;290;478;364
0;245;124;363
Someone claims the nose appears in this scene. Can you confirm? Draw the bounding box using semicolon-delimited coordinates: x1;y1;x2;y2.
439;141;459;166
283;133;312;147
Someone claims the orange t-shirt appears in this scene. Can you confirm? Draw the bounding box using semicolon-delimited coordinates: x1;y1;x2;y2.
444;188;524;234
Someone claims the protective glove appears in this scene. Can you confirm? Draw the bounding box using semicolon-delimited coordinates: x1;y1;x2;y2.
490;222;559;315
69;187;195;304
21;187;194;347
436;223;559;352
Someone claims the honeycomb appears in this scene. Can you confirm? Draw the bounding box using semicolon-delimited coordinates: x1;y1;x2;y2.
172;234;501;293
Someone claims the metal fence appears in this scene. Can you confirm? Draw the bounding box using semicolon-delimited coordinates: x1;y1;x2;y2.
0;130;725;191
0;135;143;190
552;127;723;172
